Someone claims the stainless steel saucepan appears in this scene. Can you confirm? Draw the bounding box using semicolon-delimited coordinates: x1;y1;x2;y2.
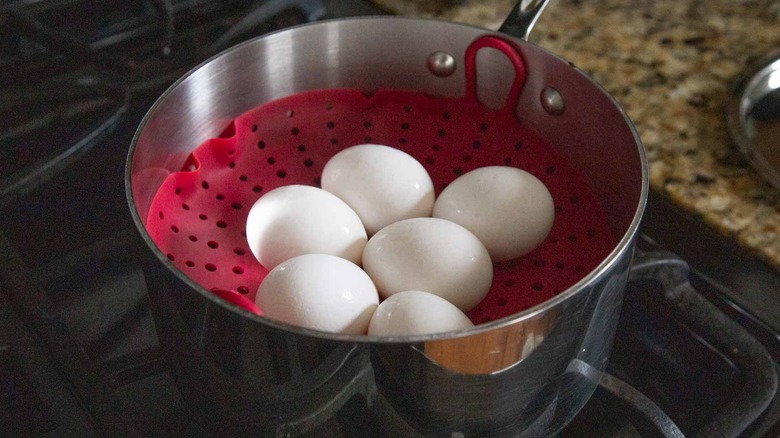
126;1;648;435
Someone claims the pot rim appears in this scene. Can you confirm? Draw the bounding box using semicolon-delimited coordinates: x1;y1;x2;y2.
125;15;649;344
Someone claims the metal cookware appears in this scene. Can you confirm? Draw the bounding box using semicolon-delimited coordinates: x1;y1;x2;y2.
727;50;780;189
125;1;648;435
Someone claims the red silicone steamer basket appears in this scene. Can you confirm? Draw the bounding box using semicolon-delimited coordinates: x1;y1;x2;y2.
144;34;615;325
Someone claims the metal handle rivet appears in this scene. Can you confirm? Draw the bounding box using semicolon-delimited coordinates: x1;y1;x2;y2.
427;51;456;77
541;87;565;115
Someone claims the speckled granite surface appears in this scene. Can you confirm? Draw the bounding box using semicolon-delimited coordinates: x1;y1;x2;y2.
373;0;780;269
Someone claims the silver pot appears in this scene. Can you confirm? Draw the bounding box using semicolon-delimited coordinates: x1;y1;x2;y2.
126;2;647;436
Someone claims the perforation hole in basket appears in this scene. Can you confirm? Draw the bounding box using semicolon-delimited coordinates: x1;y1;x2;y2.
145;87;614;324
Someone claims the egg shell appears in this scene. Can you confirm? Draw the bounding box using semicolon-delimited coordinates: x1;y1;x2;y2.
362;217;493;312
367;290;474;336
321;144;435;236
245;185;367;270
433;166;554;262
256;254;379;334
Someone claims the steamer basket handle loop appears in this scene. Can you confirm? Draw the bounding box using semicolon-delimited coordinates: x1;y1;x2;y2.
463;35;528;114
464;0;552;114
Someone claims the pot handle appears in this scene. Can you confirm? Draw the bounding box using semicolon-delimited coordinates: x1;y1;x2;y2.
498;0;552;41
464;35;527;114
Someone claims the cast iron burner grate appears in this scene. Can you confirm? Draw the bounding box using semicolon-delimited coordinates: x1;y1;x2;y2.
0;0;326;206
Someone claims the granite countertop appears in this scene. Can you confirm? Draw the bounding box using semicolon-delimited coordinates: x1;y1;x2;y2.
373;0;780;269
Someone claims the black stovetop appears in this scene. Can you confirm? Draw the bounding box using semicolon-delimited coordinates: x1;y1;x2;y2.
1;1;778;436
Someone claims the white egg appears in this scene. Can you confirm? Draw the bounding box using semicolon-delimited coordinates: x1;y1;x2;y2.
321;144;435;236
256;254;379;334
245;185;367;270
433;166;554;262
362;217;493;311
367;290;474;336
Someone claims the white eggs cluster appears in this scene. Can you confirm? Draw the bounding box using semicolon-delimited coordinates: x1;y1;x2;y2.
245;144;554;336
